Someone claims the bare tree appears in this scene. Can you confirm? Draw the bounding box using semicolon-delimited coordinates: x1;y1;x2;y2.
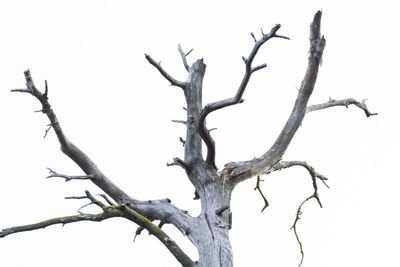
0;11;375;267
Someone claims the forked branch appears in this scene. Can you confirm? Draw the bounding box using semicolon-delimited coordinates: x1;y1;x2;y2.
199;24;289;168
46;168;94;182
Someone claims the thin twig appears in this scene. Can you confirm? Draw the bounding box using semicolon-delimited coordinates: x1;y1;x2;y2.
268;160;324;267
97;194;115;206
43;124;52;139
307;97;377;117
290;195;314;267
46;168;94;182
0;209;124;238
171;119;187;125
178;44;190;72
254;176;269;212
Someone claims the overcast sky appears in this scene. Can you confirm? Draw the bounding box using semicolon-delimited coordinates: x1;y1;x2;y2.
0;1;399;266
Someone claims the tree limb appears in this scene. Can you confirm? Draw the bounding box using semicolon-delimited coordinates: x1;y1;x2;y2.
11;70;193;240
0;210;122;238
145;54;186;88
178;44;191;72
120;205;195;267
306;97;377;117
0;201;195;267
198;24;289;168
223;11;326;186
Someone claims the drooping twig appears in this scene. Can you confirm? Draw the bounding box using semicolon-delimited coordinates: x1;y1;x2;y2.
198;24;289;168
254;176;269;212
290;195;314;267
306;97;377;117
290;164;323;267
265;160;325;267
46;168;94;182
145;54;186;88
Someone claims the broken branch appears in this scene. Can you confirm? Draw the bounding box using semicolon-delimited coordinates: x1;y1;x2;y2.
145;54;186;88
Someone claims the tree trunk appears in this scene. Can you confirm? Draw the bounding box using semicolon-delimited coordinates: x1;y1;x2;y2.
192;179;233;266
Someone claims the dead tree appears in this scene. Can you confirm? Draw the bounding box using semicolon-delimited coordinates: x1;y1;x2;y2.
1;11;375;267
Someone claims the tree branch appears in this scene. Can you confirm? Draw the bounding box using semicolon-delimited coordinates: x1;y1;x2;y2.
46;168;94;182
223;11;326;186
178;44;191;72
0;202;195;267
306;97;377;117
167;157;189;170
265;160;329;188
254;176;269;212
120;205;195;267
11;70;194;241
0;208;122;238
145;54;186;88
199;24;289;168
264;160;327;267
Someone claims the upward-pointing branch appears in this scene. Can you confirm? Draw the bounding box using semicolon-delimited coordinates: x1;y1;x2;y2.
198;24;289;169
223;10;326;185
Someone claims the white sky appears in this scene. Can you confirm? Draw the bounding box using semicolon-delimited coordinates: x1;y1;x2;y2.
0;1;398;266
